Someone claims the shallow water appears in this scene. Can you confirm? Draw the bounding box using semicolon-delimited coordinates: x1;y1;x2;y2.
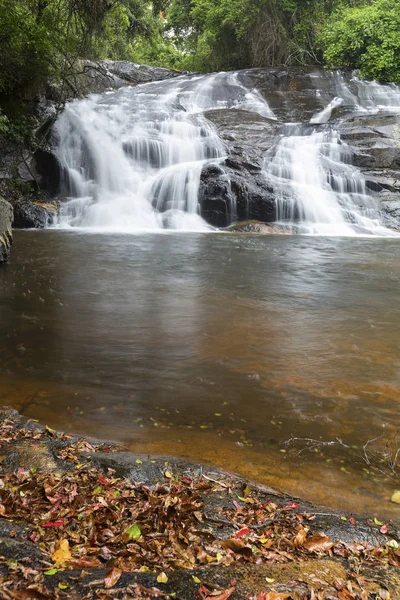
1;231;400;521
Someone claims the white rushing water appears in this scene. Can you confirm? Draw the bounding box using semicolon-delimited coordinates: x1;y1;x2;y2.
264;126;393;236
55;71;274;231
54;67;400;236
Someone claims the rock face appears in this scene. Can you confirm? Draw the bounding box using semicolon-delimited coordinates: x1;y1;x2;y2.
199;109;279;227
0;198;13;263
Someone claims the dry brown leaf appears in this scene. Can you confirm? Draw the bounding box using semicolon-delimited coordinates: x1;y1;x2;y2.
294;524;308;547
264;594;290;600
304;534;333;553
221;538;253;556
51;539;72;567
205;587;236;600
104;567;122;589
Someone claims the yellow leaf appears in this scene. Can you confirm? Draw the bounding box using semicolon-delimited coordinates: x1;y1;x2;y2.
192;576;201;584
216;552;223;561
157;572;168;583
164;471;173;479
266;577;275;583
52;539;71;567
391;490;400;504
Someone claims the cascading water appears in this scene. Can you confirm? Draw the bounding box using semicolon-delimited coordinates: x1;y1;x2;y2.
55;71;274;231
266;72;400;236
263;126;393;236
54;66;400;236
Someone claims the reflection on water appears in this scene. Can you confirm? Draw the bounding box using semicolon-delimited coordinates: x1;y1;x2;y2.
1;231;400;520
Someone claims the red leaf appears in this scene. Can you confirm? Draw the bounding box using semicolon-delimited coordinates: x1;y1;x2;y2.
235;527;251;538
28;531;40;544
283;503;299;510
349;517;356;525
380;524;388;534
98;475;109;485
41;520;64;527
233;500;242;511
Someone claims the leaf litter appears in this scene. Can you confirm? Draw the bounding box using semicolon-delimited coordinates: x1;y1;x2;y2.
0;411;399;599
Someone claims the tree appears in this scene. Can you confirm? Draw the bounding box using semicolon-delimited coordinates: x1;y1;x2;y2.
318;0;400;83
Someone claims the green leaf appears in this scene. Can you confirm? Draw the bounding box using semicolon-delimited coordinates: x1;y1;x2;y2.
125;524;141;540
44;568;58;575
135;459;143;465
58;582;68;590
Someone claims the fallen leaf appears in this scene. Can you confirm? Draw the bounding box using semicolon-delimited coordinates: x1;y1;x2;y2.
266;577;275;583
58;583;68;590
193;576;201;584
125;524;141;540
235;527;251;538
349;517;356;525
45;425;56;436
391;491;400;504
283;502;299;510
104;567;122;588
157;572;168;583
203;587;236;600
380;524;388;534
221;538;253;556
42;520;64;528
43;568;58;576
263;594;290;600
52;539;72;567
304;534;333;553
165;471;173;479
294;524;308;547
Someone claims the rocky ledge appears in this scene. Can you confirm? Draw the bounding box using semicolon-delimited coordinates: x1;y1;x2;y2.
0;198;13;263
0;406;399;599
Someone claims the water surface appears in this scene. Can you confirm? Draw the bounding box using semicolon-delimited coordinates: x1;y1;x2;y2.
1;231;400;521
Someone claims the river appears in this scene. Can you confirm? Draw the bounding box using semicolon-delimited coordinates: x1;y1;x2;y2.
1;230;399;521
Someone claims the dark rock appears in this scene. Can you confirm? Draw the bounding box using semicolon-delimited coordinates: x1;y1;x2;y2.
199;109;279;227
12;198;51;228
0;198;13;263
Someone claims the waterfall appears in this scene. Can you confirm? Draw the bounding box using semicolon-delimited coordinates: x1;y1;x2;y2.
53;66;400;236
54;72;274;231
264;126;391;236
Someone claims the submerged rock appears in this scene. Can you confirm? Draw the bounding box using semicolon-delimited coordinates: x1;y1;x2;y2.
227;220;295;234
0;198;13;263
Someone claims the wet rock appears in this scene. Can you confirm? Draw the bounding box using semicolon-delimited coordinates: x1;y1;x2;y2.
227;220;295;234
0;198;13;263
199;109;279;227
12;198;52;228
380;196;400;230
1;439;59;475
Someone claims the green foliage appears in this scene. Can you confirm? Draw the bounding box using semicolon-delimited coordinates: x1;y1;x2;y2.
318;0;400;82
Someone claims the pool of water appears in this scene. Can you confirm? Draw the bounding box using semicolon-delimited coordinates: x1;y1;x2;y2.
1;231;400;521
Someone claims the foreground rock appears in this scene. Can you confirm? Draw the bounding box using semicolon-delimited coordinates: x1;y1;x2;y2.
0;198;13;263
0;407;399;599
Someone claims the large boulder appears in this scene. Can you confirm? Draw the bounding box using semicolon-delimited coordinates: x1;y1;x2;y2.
12;199;56;229
0;198;13;263
199;108;279;227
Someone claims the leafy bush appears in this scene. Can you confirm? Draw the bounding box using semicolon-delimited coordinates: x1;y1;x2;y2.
319;0;400;83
